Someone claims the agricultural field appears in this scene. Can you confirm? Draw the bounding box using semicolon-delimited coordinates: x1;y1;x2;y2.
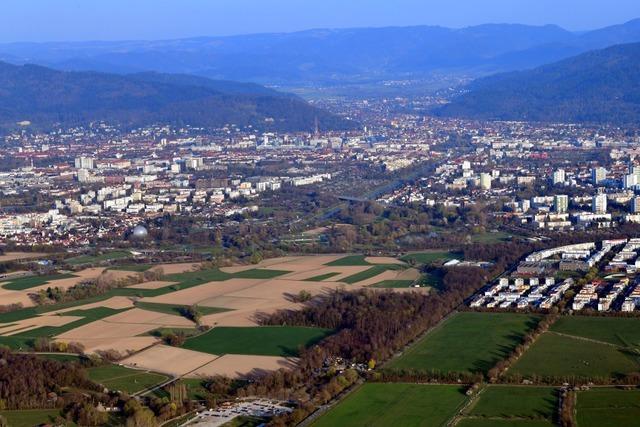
1;273;76;290
576;388;640;427
66;250;132;265
312;383;468;427
87;364;168;394
341;264;404;284
460;385;557;426
0;409;67;427
163;268;234;287
0;252;48;263
0;307;130;350
399;251;460;265
456;419;553;427
134;301;232;317
109;264;153;272
470;231;514;243
222;416;269;427
0;255;423;379
305;272;341;281
370;280;415;288
230;269;291;279
182;326;332;357
510;332;640;379
550;316;640;348
152;378;211;400
325;255;372;266
389;312;540;374
36;353;83;362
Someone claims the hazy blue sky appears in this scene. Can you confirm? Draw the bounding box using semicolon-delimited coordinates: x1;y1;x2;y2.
1;0;639;42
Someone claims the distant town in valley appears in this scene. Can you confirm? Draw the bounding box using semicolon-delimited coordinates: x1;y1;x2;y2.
3;3;640;427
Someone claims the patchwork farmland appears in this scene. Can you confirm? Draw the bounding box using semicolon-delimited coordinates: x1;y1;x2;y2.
0;254;421;381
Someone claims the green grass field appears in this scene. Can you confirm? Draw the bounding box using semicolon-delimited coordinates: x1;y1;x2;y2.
470;231;514;243
222;416;269;427
135;301;232;317
399;251;460;264
151;378;210;400
342;265;403;285
182;326;332;357
231;269;290;279
0;409;67;427
312;383;467;427
389;312;539;374
305;272;341;281
109;264;153;272
325;255;372;266
576;388;640;427
510;332;640;379
467;386;557;422
1;273;76;291
421;270;446;288
370;280;415;288
66;250;131;265
456;419;554;427
36;353;82;362
551;316;640;348
163;268;233;286
87;364;168;394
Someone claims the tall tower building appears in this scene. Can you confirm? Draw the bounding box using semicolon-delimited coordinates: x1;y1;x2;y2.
554;195;569;213
592;193;607;214
591;167;607;185
479;173;492;190
552;169;565;185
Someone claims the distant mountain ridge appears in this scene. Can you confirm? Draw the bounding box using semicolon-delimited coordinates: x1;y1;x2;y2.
433;42;640;124
1;19;640;89
0;62;355;131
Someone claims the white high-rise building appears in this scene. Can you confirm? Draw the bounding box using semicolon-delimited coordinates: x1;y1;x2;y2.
591;167;607;185
632;197;640;213
74;156;95;170
593;193;607;214
552;169;566;185
624;174;638;189
554;195;569;213
479;173;492;190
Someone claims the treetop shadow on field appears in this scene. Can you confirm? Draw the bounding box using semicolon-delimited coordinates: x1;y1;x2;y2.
244;362;299;379
470;334;530;374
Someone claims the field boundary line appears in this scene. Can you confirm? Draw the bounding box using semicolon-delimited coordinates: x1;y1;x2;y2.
445;385;486;427
548;331;621;348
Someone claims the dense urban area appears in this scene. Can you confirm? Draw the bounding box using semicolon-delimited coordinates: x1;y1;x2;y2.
2;94;640;427
4;8;640;427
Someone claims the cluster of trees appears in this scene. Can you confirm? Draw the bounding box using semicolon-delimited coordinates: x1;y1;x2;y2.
370;368;483;384
161;330;187;347
32;271;143;305
0;302;22;313
64;402;110;426
0;349;102;410
180;304;203;325
559;388;576;427
33;336;85;354
254;266;489;425
501;372;640;386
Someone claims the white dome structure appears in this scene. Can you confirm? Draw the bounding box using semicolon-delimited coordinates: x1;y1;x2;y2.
131;225;148;239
